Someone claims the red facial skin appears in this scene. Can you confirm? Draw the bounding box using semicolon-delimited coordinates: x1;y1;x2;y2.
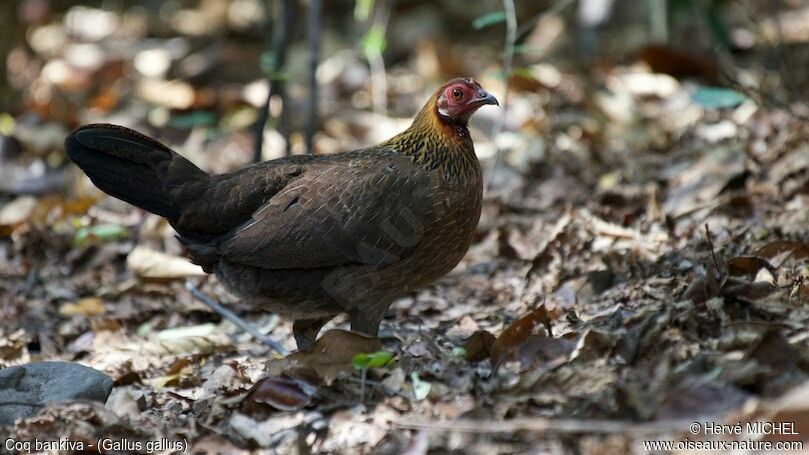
435;78;499;123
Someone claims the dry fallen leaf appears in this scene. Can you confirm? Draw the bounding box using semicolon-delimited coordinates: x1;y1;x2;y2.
512;335;576;373
150;357;198;390
0;196;37;233
0;329;30;367
287;329;383;383
126;245;206;279
242;367;320;413
59;297;106;316
490;306;552;369
755;240;809;266
656;379;751;420
463;330;496;362
727;255;773;277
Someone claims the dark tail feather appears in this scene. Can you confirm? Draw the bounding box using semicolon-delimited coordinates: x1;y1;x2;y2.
64;124;209;229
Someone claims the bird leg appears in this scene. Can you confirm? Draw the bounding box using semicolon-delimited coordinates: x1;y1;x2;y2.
348;306;386;338
293;317;331;349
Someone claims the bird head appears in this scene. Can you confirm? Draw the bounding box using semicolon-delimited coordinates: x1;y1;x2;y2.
435;78;499;124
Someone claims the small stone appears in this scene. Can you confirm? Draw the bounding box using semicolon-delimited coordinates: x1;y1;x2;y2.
0;361;113;426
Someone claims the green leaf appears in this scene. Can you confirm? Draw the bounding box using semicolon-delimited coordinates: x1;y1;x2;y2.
452;346;467;357
169;111;216;129
362;25;387;57
74;223;128;246
691;86;747;109
410;372;431;400
473;11;506;30
352;351;394;370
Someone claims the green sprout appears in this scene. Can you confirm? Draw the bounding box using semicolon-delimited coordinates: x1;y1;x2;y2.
352;350;394;402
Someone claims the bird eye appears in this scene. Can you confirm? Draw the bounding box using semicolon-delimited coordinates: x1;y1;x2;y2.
452;88;463;99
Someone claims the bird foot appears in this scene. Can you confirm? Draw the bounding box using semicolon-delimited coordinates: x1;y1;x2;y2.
293;317;331;350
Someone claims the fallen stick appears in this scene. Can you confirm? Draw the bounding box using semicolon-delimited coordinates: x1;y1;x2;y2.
185;280;288;356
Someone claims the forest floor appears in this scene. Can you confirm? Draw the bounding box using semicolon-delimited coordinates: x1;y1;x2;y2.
1;2;809;454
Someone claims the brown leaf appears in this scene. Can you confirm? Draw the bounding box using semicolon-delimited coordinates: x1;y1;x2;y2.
513;335;576;373
35;194;97;220
755;240;809;263
718;194;754;218
242;370;318;413
59;297;106;316
490;306;552;369
749;331;797;378
656;378;750;420
463;330;496;362
727;256;773;277
90;318;122;333
151;357;198;389
723;281;777;301
572;328;622;361
683;264;722;303
113;371;141;387
636;44;719;81
287;329;383;383
0;329;30;367
88;88;120;112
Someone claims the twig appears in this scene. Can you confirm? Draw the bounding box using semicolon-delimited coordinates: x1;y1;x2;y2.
305;0;322;155
704;223;722;276
395;417;693;434
364;2;390;115
485;0;517;195
253;0;296;163
184;280;288;355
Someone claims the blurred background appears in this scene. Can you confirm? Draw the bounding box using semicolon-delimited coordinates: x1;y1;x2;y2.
1;0;807;164
1;0;809;452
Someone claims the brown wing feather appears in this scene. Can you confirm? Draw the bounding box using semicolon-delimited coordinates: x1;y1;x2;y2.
217;150;436;270
175;155;312;237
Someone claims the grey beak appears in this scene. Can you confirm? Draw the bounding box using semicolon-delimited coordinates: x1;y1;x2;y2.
474;90;499;106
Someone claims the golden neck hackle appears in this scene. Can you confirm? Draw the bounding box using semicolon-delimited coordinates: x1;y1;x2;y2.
384;93;479;182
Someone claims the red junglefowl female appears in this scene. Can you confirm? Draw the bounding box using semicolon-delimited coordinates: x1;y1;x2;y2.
65;78;498;349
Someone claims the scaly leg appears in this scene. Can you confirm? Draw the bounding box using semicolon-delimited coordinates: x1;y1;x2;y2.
293;317;331;349
348;305;387;338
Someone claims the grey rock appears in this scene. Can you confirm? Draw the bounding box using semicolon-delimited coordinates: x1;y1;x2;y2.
0;361;113;426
